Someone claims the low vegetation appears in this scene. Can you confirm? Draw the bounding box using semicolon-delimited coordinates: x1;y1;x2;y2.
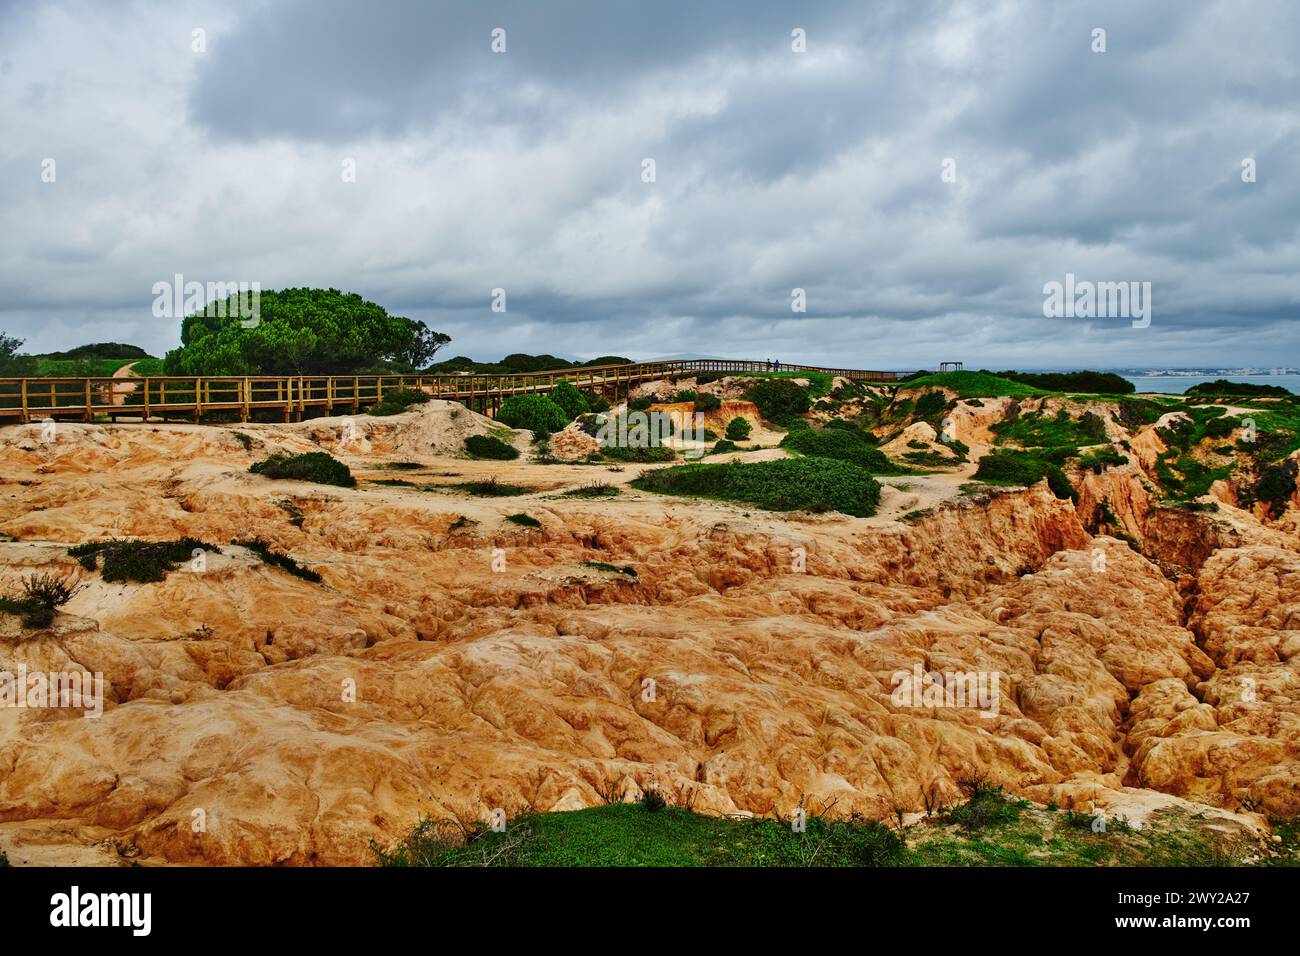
634;458;882;516
68;538;222;583
463;434;519;460
497;394;570;437
973;451;1076;501
368;387;432;416
0;572;82;629
779;427;897;473
250;451;356;487
724;416;752;440
448;477;531;497
505;513;541;528
236;538;323;583
744;378;811;419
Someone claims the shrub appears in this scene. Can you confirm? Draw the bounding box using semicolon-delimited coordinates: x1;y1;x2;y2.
693;393;722;412
505;513;541;528
449;477;531;497
583;561;638;577
974;451;1076;501
367;387;431;416
627;396;653;412
998;370;1135;394
601;444;675;463
914;390;948;419
236;538;322;583
250;452;356;487
725;417;752;441
464;434;519;460
497;394;569;437
68;538;222;583
710;440;739;455
1255;461;1297;518
744;379;810;420
945;777;1028;832
548;382;590;420
582;390;611;413
634;457;882;517
564;482;620;498
0;572;83;628
779;428;894;472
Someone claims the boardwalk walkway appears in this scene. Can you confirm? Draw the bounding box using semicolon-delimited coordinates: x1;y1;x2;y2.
0;358;903;424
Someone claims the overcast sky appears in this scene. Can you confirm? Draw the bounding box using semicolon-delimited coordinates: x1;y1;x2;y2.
3;0;1298;369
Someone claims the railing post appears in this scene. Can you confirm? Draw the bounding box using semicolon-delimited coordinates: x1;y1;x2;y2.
20;379;28;423
195;377;203;423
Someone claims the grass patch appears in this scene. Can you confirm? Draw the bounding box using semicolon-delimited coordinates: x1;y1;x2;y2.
505;513;541;528
563;482;620;498
779;427;910;474
634;457;882;517
373;803;903;867
898;371;1046;399
448;477;531;497
250;452;355;488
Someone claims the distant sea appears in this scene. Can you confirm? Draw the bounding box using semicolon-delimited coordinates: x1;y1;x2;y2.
1120;374;1300;395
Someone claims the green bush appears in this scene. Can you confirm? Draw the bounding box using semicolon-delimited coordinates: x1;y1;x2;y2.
583;390;611;413
710;440;739;455
744;379;811;420
627;396;653;412
692;392;722;412
368;387;431;416
601;444;676;463
974;451;1075;501
634;457;882;516
497;394;569;437
505;513;541;528
464;434;519;460
549;382;590;420
236;538;322;583
250;452;356;487
914;390;948;419
68;538;223;583
0;573;83;629
779;428;893;472
725;417;752;441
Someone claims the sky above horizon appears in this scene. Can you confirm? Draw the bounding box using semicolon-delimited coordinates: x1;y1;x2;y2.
2;0;1298;370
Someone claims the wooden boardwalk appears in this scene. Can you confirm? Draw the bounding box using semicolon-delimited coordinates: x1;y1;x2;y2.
0;358;903;424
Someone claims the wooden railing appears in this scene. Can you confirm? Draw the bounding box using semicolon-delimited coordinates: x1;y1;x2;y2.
0;358;903;424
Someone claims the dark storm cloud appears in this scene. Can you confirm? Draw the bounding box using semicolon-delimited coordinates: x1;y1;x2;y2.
0;0;1297;368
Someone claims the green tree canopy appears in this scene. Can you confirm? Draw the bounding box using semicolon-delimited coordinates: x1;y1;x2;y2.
163;288;448;375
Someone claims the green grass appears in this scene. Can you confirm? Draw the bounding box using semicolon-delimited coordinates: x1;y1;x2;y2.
732;370;835;396
505;513;541;528
250;452;356;487
634;457;882;517
897;371;1046;398
990;408;1107;455
372;797;1285;868
373;803;902;867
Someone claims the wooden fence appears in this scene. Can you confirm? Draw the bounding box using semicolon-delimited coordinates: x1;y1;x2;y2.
0;358;904;424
